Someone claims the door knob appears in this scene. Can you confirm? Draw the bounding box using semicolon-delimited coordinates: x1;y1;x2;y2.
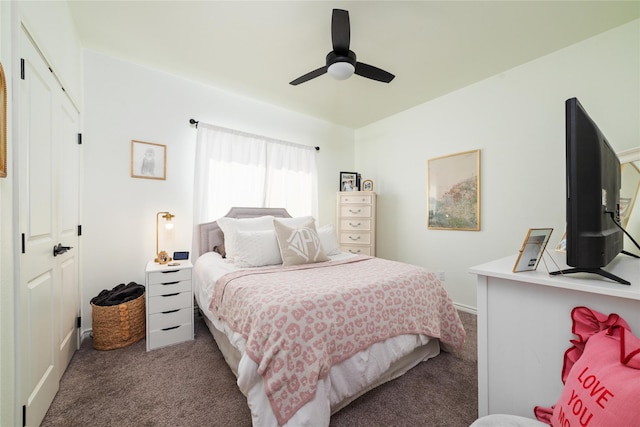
53;243;72;256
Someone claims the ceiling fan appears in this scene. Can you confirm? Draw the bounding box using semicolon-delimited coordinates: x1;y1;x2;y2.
289;9;395;86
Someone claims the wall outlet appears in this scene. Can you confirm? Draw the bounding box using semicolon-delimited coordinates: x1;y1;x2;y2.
438;271;445;281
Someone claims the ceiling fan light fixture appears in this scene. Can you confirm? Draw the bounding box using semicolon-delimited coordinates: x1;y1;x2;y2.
327;62;355;80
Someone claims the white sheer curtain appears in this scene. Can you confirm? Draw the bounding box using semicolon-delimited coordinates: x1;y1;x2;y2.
193;122;318;255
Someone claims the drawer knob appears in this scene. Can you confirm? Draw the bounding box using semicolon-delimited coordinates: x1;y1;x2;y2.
162;325;180;331
161;281;180;286
349;222;361;227
161;293;180;297
349;209;361;214
349;249;361;254
349;236;361;241
161;270;180;274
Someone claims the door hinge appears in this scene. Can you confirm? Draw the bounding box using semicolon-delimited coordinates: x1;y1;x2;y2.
22;405;26;427
21;233;25;254
77;133;82;145
20;58;25;80
76;316;81;328
77;225;82;236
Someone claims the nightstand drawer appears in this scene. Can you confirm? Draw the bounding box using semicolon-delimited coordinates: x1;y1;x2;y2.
148;292;192;314
148;324;192;349
340;232;371;245
340;245;372;256
340;205;372;218
148;307;192;331
147;268;191;285
148;279;191;296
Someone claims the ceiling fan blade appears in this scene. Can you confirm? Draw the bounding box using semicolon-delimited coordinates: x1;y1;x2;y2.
331;9;350;54
289;66;327;86
354;62;395;83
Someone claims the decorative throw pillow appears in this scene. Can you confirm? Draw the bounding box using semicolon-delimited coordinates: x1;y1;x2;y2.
233;229;282;268
273;218;329;266
534;306;640;427
216;216;275;262
317;224;342;256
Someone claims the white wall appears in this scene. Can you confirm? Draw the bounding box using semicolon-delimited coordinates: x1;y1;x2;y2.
355;19;640;310
81;50;353;333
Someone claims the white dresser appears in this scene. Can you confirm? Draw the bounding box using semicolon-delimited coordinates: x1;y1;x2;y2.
145;260;194;351
470;252;640;419
336;191;376;256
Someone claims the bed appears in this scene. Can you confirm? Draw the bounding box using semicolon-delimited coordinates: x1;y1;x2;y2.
193;207;466;426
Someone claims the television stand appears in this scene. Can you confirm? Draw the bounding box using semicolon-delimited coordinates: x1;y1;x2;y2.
549;267;629;285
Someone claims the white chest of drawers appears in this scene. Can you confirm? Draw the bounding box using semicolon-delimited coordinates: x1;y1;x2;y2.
336;191;376;256
145;260;194;351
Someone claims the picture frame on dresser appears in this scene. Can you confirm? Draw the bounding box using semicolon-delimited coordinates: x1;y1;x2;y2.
340;171;360;191
512;228;553;272
362;179;373;191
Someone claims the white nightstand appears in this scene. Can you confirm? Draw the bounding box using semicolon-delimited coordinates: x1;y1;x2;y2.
145;260;194;351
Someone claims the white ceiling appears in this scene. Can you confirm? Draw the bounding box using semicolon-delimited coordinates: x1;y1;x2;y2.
67;1;640;129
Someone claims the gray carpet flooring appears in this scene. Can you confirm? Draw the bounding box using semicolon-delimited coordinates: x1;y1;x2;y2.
41;310;477;427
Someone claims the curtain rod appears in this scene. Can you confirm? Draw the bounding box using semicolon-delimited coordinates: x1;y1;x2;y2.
189;118;320;151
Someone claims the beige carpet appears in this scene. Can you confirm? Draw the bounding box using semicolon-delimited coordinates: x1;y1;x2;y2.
41;310;477;427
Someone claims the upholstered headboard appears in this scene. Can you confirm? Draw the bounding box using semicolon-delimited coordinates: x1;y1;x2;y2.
198;207;292;257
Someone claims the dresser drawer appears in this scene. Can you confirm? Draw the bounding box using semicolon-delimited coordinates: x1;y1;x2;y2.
147;268;191;285
339;194;372;205
148;307;192;331
148;279;191;297
340;218;371;231
148;292;192;314
340;245;372;256
340;232;371;245
148;323;192;350
340;205;372;218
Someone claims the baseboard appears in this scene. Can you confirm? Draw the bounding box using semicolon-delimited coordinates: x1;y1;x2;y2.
455;302;477;315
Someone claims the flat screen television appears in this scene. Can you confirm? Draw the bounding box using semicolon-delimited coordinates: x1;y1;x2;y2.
550;97;628;284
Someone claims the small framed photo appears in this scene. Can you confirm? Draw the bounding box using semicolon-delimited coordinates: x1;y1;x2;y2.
131;140;166;180
340;171;359;191
513;228;553;272
362;179;373;191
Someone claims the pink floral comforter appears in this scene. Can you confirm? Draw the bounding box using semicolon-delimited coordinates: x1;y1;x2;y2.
210;255;466;425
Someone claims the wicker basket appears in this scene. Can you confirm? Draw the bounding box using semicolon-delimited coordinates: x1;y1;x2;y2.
91;294;146;350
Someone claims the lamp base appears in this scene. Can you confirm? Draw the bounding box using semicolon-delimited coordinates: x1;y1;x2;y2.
155;250;172;264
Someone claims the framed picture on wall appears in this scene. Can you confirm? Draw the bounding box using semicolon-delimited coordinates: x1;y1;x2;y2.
131;140;166;180
427;149;480;230
340;171;359;191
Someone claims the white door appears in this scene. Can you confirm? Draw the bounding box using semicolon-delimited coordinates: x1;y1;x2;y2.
18;28;80;427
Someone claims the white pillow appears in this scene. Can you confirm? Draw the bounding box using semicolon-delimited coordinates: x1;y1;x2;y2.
273;218;329;266
233;229;282;267
272;216;315;227
216;216;275;262
317;224;341;256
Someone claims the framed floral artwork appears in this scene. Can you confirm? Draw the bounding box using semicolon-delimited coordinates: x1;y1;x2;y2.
428;149;480;230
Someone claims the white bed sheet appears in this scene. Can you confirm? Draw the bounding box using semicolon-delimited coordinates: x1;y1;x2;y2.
194;252;441;427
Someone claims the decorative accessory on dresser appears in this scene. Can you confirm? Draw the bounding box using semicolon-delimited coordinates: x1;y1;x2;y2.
155;211;175;264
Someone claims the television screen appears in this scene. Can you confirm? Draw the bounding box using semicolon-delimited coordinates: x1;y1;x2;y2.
553;97;626;284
